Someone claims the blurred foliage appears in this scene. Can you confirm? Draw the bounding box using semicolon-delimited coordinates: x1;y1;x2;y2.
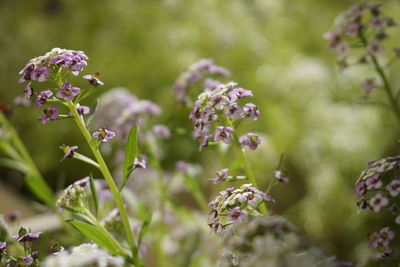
1;0;400;263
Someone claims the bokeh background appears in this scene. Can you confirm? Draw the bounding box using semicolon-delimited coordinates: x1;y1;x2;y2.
1;0;400;263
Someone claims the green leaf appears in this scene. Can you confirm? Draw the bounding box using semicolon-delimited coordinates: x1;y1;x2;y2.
89;173;99;218
122;125;139;185
0;158;29;173
25;174;54;206
67;220;121;256
73;152;100;169
138;213;152;246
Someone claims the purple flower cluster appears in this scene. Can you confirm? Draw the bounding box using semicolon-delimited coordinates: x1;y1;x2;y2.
208;184;274;233
19;48;88;84
56;177;90;210
173;59;230;105
369;226;395;258
190;82;261;149
94;88;167;141
324;4;397;64
18;48;96;124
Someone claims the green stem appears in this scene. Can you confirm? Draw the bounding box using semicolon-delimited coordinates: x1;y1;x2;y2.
83;209;128;257
66;101;136;253
224;116;268;215
359;32;400;126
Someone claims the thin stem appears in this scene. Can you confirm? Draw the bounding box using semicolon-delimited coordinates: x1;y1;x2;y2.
66;101;136;252
224;116;268;215
83;209;129;257
359;33;400;126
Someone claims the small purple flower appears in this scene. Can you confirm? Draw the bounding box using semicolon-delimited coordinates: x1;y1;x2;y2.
213;168;229;184
210;93;229;110
0;242;6;253
176;161;194;174
24;82;34;98
15;232;42;242
242;103;260;120
365;174;382;190
355;180;366;195
368;41;384;55
6;211;20;222
35;90;53;107
76;104;90;115
134;155;147;169
274;170;289;183
18;62;35;83
379;227;395;247
14;96;31;106
208;210;218;224
345;23;360;36
386;179;400;197
208;218;222;234
41;106;58;124
369;192;389;212
74;177;90;187
370;17;384;29
239;133;261;150
224;102;243;120
395;215;400;225
18;256;33;266
213;126;233;144
56;83;81;101
228;87;253;101
152;124;171;138
92;128;115;142
83;74;104;86
61;145;78;161
30;66;49;82
227;207;248;221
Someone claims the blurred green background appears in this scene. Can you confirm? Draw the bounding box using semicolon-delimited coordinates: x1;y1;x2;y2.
1;0;400;263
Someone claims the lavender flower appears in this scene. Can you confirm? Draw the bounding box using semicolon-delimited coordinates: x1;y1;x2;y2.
61;145;78;161
92;128;115;142
239;133;261;150
24;82;34;98
386;178;400;197
242;103;260;120
152;124;170;138
35;90;53;107
56;83;81;101
14;229;41;242
14;96;31;107
224;102;242;120
56;177;89;209
41;106;58;124
368;40;384;55
30;66;49;82
83;74;104;86
365;174;382;190
134;156;147;169
369;193;389;212
355;180;366;195
173;59;230;105
76;104;90;115
274;170;289;183
227;207;248;221
214;126;233;144
213;168;229;184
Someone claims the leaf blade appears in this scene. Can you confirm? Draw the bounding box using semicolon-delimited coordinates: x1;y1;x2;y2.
123;125;139;185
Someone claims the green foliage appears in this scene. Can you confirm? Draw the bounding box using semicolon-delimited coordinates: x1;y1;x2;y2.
122;125;139;187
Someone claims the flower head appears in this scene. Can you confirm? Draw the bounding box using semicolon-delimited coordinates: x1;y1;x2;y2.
56;83;81;101
92;128;115;142
61;145;78;161
41;106;58;124
239;133;261;150
214;126;233;144
76;104;90;115
134;155;147;169
152;124;170;138
213;168;229;184
83;74;104;86
35;90;53;107
274;170;289;183
369;192;389;212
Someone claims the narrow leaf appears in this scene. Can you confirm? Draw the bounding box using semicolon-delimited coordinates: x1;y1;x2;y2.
89;173;99;218
138;213;152;246
123;125;139;185
0;158;29;173
73;152;100;169
67;220;121;256
25;174;54;206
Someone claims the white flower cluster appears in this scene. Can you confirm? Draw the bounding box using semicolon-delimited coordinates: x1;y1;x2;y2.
42;243;124;267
